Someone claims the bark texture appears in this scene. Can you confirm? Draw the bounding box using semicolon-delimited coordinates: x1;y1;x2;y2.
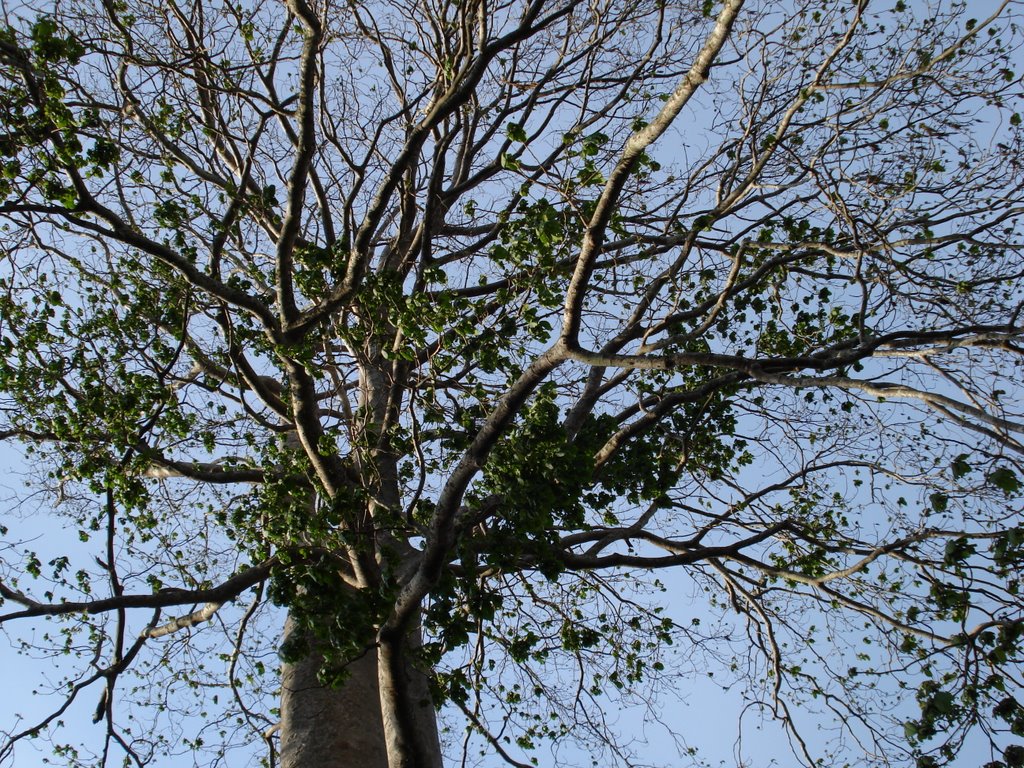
279;616;388;768
377;636;443;768
279;617;441;768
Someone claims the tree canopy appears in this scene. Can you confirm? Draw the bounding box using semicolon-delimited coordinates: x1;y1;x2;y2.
1;0;1023;766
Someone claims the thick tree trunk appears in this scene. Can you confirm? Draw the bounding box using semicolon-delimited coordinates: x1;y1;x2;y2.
278;616;441;768
279;615;388;768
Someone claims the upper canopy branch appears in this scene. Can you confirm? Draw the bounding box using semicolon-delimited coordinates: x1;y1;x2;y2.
560;0;745;346
276;0;324;325
287;0;584;339
567;323;1024;373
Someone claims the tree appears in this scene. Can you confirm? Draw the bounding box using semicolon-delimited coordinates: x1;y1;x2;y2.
0;0;1023;765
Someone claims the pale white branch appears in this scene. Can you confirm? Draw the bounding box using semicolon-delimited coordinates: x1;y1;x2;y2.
143;602;222;639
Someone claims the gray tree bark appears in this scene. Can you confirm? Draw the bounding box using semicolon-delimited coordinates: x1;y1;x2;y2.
278;616;441;768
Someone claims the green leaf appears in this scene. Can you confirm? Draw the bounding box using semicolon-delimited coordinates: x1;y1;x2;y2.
506;122;528;143
951;454;971;479
988;467;1021;496
931;690;955;715
1005;745;1024;768
943;537;976;565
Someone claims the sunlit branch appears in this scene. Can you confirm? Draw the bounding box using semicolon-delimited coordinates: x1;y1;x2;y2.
143;601;222;638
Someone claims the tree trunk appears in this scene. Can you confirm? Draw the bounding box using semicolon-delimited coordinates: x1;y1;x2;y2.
279;616;441;768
